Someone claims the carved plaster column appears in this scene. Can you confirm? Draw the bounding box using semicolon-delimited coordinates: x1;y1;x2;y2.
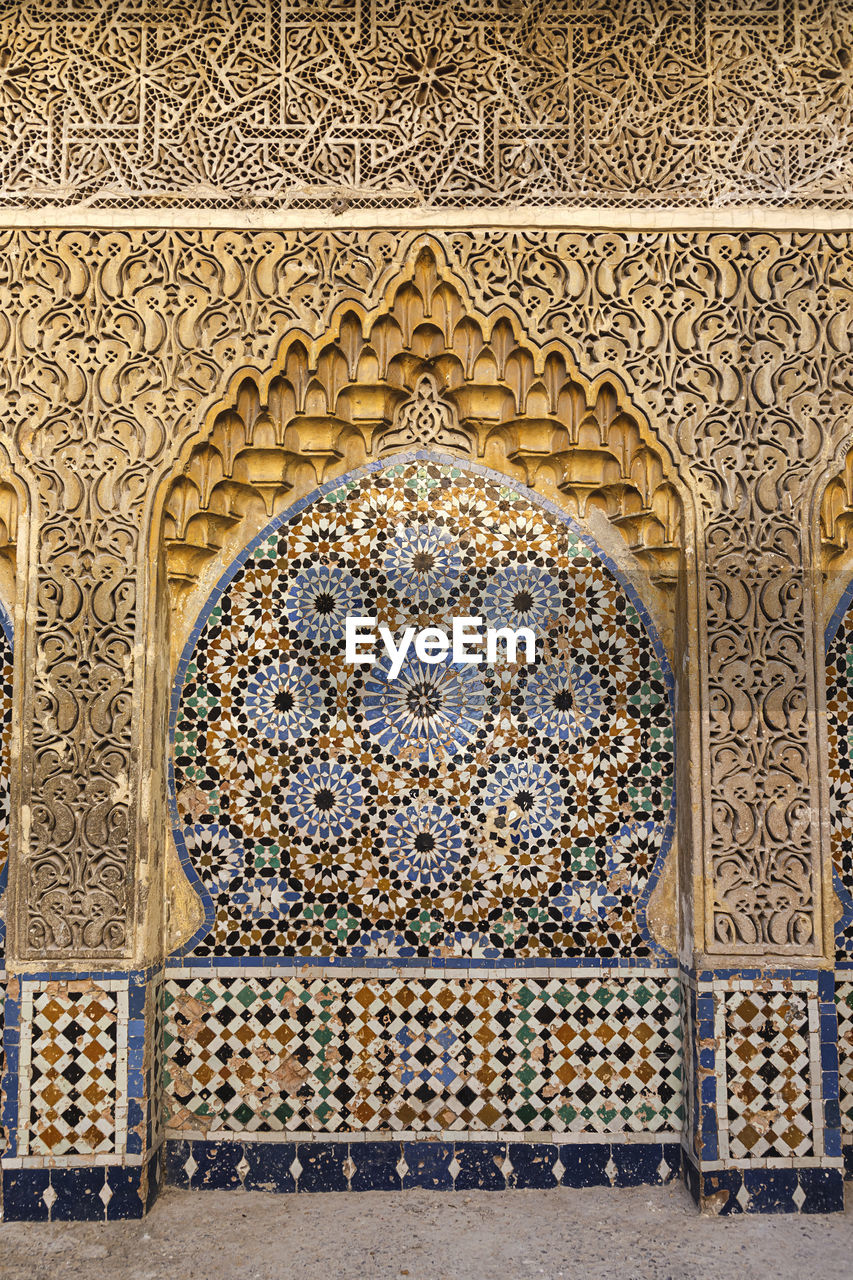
678;235;846;1214
0;230;169;1220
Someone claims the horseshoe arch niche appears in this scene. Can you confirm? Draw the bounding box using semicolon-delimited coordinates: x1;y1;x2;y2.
153;244;700;962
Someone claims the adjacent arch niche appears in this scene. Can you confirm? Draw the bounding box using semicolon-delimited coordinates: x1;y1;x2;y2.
818;451;853;624
0;474;20;619
820;451;853;574
162;243;685;656
0;465;21;956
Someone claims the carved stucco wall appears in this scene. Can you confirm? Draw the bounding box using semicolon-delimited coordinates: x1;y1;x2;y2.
0;229;848;971
2;0;853;212
0;1;849;1218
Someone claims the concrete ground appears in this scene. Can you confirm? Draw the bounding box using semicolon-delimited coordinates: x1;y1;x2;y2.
2;1183;853;1280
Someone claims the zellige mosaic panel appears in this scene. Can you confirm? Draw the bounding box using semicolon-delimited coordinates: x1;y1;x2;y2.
163;975;682;1136
721;990;815;1161
19;983;127;1157
171;461;675;960
836;979;853;1136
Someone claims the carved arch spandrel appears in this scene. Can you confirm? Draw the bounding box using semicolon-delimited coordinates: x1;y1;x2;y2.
157;243;691;662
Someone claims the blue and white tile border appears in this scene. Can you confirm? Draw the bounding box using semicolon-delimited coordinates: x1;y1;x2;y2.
165;1135;683;1196
164;958;679;976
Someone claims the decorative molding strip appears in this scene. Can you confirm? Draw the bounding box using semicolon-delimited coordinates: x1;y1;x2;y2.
164;1136;682;1194
1;2;852;214
4;211;853;231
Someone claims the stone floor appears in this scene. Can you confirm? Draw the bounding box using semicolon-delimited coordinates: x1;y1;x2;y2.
2;1183;853;1280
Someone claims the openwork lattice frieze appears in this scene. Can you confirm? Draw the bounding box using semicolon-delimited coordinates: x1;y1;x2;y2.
1;1;853;211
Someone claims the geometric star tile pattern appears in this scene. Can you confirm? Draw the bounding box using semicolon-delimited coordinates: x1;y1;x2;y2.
172;462;675;960
722;991;814;1160
825;601;853;959
21;986;124;1157
163;975;682;1135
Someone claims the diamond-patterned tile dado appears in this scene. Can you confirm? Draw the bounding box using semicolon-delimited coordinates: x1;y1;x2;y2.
164;975;681;1136
23;985;125;1157
723;990;814;1160
147;975;167;1151
679;978;696;1150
